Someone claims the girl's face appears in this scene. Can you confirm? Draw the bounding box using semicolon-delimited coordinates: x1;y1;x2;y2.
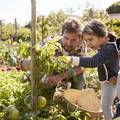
83;34;106;50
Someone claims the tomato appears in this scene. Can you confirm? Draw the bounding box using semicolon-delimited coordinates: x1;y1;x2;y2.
37;96;47;109
7;105;19;120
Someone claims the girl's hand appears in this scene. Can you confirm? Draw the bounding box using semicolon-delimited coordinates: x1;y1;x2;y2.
106;76;117;85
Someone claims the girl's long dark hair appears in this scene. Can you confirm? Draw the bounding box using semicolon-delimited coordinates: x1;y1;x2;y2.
82;20;107;37
116;38;120;50
108;32;120;50
108;32;117;42
83;19;120;50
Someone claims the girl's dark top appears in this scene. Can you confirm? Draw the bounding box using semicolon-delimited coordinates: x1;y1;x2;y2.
79;42;119;81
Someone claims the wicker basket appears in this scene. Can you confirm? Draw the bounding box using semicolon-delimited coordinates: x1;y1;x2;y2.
63;88;102;115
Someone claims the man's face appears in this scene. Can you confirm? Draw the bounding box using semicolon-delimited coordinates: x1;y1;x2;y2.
62;32;81;52
83;34;104;50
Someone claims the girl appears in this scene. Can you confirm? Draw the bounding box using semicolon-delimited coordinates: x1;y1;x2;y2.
68;20;119;120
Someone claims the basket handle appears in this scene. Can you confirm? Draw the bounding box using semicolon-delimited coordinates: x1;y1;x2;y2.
67;102;78;113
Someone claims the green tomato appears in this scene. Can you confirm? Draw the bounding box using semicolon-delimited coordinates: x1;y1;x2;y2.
7;105;19;120
37;96;47;109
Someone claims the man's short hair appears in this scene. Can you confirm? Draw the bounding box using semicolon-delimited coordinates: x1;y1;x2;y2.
62;18;81;35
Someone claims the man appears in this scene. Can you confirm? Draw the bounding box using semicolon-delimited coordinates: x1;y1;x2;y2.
20;18;86;90
44;18;86;89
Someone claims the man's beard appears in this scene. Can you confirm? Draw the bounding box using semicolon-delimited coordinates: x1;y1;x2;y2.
64;46;74;52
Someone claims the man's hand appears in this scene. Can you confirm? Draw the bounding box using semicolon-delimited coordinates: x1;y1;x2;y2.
43;74;63;87
72;66;84;75
20;58;31;71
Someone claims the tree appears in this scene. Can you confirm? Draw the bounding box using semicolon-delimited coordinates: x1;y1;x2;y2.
106;19;120;37
106;1;120;14
17;27;31;42
24;10;68;40
46;10;68;36
82;8;109;23
0;23;15;41
36;15;50;40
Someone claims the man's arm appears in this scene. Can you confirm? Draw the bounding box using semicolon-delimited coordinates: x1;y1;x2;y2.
44;66;84;86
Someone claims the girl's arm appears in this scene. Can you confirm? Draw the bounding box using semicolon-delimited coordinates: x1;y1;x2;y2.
69;44;117;68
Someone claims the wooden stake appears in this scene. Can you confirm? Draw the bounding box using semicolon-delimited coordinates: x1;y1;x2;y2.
14;18;17;42
31;0;38;119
